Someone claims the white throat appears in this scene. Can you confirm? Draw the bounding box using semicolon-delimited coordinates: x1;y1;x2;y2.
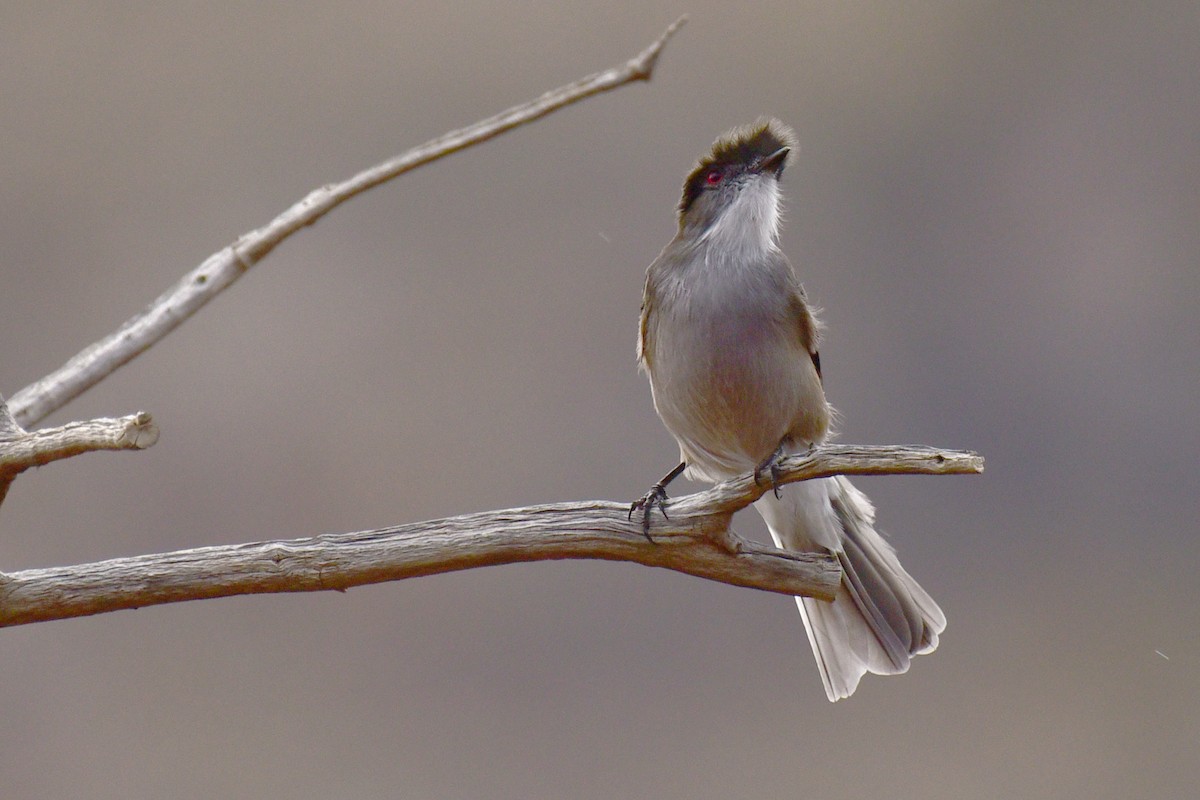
700;177;782;257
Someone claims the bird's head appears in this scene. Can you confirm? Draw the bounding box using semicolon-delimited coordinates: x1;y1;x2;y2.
677;118;797;246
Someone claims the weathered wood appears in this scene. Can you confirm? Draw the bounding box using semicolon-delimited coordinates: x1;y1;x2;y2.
0;444;982;627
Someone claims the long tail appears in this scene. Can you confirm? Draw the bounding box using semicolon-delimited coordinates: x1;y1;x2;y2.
754;475;945;701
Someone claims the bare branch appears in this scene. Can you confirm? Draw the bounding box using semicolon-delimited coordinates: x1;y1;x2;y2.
0;397;158;506
0;396;20;439
668;444;986;519
0;444;981;628
5;17;688;429
0;397;21;505
0;411;158;478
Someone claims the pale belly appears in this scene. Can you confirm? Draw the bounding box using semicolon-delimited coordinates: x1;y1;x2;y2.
648;306;828;479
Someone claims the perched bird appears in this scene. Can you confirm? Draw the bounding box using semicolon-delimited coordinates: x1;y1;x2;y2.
633;119;945;700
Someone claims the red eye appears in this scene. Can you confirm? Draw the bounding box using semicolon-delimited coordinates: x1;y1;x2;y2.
705;169;722;185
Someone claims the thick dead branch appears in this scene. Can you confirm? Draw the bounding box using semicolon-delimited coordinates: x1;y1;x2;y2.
0;444;981;628
5;17;687;430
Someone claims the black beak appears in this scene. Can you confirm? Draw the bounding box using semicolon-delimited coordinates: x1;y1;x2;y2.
759;146;790;177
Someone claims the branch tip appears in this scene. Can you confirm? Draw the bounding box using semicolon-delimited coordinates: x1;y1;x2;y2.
631;15;689;79
120;412;159;449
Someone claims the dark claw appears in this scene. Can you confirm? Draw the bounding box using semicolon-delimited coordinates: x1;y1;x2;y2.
629;462;686;543
628;483;670;543
754;445;786;499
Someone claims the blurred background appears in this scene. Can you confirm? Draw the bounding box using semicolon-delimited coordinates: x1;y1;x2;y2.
1;3;1197;798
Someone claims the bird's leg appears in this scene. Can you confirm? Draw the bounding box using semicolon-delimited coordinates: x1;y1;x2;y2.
628;461;686;542
753;441;789;499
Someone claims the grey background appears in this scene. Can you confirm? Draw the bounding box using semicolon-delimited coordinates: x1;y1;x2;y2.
2;3;1197;798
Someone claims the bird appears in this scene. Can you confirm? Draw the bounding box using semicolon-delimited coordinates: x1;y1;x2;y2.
632;118;945;701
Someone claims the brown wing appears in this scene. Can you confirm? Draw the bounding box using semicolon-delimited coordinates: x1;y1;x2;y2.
637;271;653;370
638;236;686;372
787;280;823;384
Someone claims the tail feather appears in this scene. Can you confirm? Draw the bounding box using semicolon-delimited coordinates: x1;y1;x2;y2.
757;475;945;701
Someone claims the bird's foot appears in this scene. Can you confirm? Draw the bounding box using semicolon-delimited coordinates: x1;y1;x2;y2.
753;445;787;499
628;483;671;543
